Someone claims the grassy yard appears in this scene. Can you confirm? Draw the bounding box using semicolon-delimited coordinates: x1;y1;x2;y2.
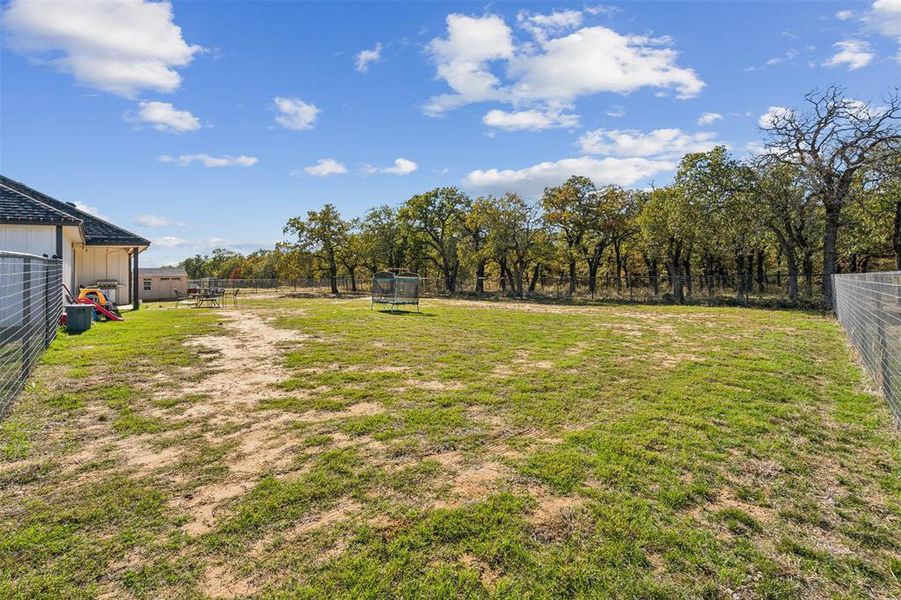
0;297;898;599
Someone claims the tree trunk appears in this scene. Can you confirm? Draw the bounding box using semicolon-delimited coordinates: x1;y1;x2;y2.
614;242;623;293
779;238;800;302
514;264;525;298
528;264;540;295
735;255;745;301
821;203;841;308
328;256;339;295
668;245;684;303
348;267;357;292
475;260;486;295
645;257;660;295
756;250;765;293
587;259;600;295
442;258;456;293
683;257;693;297
803;254;814;298
567;260;577;296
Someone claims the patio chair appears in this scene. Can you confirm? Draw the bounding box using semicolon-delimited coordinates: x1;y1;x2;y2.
174;289;194;308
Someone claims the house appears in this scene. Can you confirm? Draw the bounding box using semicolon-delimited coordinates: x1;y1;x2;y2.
0;175;150;307
139;267;189;301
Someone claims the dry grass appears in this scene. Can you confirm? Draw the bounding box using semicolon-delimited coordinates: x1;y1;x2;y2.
0;297;898;598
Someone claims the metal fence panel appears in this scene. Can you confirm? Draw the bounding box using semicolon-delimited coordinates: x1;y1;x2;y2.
833;271;901;421
0;251;63;418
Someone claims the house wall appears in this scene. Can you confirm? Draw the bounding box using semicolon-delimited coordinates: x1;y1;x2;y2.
0;223;74;300
141;275;188;301
77;246;132;304
62;227;78;293
0;224;55;256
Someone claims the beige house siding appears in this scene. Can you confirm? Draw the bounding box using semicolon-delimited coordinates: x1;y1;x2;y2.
140;273;188;301
76;245;132;304
0;223;79;296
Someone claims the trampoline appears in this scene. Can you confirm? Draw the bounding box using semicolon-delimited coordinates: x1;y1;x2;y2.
371;271;420;312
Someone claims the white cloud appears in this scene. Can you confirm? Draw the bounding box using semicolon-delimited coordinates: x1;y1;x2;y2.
463;156;674;196
864;0;901;36
533;30;700;102
2;0;201;97
835;10;854;20
482;108;579;131
303;158;347;177
746;49;799;71
382;158;418;175
361;158;419;175
584;4;622;17
823;39;874;70
355;42;382;72
758;106;792;128
517;9;583;42
424;13;704;117
134;214;174;227
129;100;200;133
159;154;258;167
423;14;514;115
606;105;626;118
274;97;320;130
578;128;721;158
73;201;108;220
697;112;723;125
153;235;188;247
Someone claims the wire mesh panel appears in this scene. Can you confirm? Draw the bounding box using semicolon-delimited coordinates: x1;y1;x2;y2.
833;271;901;421
371;272;396;304
371;271;420;310
0;252;63;419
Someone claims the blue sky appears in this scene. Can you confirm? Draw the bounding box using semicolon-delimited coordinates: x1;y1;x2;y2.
1;1;898;266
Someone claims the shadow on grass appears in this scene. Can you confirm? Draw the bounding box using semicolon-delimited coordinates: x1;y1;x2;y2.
374;309;436;317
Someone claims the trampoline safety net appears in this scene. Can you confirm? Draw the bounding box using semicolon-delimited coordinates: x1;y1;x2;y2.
372;272;420;311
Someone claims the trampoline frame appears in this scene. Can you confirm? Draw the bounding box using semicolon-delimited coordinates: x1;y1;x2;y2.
371;271;420;312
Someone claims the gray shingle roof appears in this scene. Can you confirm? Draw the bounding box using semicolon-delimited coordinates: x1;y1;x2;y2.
0;185;82;226
0;175;150;247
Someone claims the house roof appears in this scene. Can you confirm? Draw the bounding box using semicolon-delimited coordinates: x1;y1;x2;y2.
0;175;150;247
0;184;83;226
139;267;188;277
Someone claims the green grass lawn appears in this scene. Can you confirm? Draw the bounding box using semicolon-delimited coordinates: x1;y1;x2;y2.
0;297;898;599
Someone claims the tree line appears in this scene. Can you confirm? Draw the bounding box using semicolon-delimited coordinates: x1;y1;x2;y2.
179;86;901;307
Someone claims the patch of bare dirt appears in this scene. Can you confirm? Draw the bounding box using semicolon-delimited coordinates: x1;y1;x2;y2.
433;457;508;508
113;438;183;477
200;564;257;599
460;553;501;587
252;499;361;556
179;481;251;536
405;379;464;392
180;312;307;407
527;486;586;527
647;351;703;369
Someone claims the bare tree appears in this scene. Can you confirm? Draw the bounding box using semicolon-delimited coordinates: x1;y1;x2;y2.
762;86;901;306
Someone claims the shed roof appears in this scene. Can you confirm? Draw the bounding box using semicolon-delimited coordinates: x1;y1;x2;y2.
0;175;150;247
140;267;188;277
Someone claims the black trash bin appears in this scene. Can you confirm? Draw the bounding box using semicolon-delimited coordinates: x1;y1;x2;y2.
65;304;93;333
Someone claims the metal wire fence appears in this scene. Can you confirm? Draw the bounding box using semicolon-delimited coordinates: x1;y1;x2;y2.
187;272;826;306
0;252;63;418
833;271;901;421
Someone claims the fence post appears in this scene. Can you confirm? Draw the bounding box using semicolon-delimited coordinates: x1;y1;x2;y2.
20;257;32;387
44;263;51;348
